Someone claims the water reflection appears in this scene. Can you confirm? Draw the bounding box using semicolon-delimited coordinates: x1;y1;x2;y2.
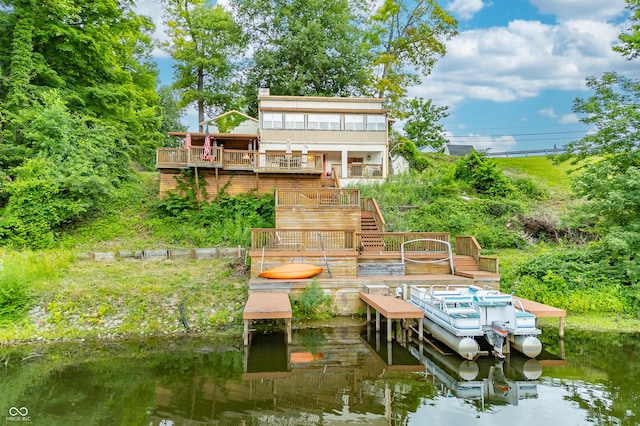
1;324;639;425
409;340;541;408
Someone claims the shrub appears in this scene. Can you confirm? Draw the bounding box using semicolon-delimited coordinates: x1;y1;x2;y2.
292;280;333;320
455;151;513;197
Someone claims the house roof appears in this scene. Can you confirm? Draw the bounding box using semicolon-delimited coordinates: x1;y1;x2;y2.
446;144;474;156
199;110;258;126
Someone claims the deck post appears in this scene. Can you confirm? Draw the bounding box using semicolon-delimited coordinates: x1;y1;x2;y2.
559;317;565;339
286;318;292;344
243;319;250;346
376;311;381;332
418;319;423;341
367;304;371;322
387;318;392;341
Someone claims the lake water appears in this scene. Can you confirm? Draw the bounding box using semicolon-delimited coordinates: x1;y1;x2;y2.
1;320;639;425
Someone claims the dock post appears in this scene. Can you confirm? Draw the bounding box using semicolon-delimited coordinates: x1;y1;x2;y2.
376;311;381;332
387;317;392;341
559;317;565;339
286;318;292;344
243;319;250;346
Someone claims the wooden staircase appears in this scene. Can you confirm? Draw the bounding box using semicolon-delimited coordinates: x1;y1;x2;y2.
453;255;500;280
360;212;379;231
359;212;385;252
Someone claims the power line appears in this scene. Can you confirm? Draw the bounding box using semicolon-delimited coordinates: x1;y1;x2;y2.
446;130;586;139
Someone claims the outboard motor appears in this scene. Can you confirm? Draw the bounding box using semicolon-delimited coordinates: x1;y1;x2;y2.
485;321;509;358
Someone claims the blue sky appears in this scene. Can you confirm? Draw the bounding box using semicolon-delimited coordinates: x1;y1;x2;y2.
138;0;636;153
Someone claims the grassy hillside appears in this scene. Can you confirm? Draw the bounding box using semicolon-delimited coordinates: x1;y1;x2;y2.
493;156;576;194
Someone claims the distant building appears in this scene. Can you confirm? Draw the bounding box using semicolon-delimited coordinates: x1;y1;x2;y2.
444;144;474;156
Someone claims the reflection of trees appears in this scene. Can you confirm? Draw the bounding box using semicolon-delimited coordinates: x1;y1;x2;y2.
551;330;640;425
0;337;244;425
387;378;437;425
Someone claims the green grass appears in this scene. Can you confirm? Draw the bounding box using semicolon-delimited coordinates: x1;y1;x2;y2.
0;253;248;344
494;156;577;193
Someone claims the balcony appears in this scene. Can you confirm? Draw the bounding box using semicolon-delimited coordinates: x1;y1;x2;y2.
156;148;324;174
334;163;384;178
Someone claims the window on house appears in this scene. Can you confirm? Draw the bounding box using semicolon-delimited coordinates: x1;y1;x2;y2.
262;113;283;129
344;114;364;130
308;114;340;130
284;113;305;129
366;114;386;131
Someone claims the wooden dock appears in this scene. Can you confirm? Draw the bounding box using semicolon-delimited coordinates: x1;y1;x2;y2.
514;296;567;338
243;292;292;346
359;292;424;341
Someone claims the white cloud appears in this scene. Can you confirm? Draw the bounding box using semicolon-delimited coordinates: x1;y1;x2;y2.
530;0;627;22
559;113;580;124
418;14;638;108
447;0;488;21
134;0;170;57
538;108;557;118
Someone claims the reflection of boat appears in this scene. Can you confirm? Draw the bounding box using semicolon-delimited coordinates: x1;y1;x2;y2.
259;263;323;279
409;285;542;359
409;341;541;405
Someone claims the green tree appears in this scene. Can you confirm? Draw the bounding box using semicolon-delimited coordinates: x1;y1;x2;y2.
158;86;187;147
561;4;640;285
0;0;162;167
404;97;449;149
614;0;640;59
162;0;247;130
232;0;370;113
0;1;164;247
364;0;457;114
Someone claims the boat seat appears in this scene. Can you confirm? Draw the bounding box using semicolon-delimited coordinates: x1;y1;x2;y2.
447;308;480;318
516;311;536;318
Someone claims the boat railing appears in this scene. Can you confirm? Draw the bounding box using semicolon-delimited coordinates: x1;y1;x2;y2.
401;239;455;274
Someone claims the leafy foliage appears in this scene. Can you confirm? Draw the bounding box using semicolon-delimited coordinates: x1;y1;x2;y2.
162;0;247;125
364;0;457;112
232;0;369;113
510;246;638;315
454;150;513;197
151;181;275;247
403;98;449;149
0;93;132;248
291;280;333;320
0;1;165;248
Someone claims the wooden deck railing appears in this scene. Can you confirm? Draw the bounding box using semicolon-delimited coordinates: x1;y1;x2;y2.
455;236;499;273
251;228;356;251
156;148;323;173
357;232;450;252
335;163;384;178
255;153;323;173
275;189;361;207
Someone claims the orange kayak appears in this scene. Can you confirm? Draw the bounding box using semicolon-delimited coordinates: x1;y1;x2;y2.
259;263;323;279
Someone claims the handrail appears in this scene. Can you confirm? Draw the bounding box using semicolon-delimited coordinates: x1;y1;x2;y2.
357;232;449;253
275;189;360;207
332;166;341;188
401;238;454;274
252;228;356;251
362;197;386;231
